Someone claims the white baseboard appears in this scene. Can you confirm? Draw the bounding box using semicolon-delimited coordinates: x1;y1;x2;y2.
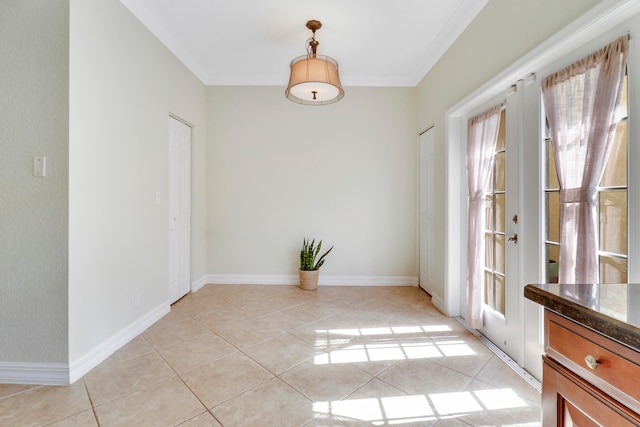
430;292;446;314
193;274;419;290
68;300;170;383
191;275;210;292
0;361;70;386
0;301;170;386
318;275;419;287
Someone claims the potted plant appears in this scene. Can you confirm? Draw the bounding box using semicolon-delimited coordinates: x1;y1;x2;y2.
299;238;333;291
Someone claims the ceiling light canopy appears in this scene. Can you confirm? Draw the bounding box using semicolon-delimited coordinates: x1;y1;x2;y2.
285;20;344;106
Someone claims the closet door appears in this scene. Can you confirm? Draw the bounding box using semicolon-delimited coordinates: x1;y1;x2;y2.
169;116;191;304
419;127;437;297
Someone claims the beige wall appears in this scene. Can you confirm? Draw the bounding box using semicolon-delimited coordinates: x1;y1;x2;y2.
416;0;602;301
206;86;417;279
68;0;207;362
0;0;70;363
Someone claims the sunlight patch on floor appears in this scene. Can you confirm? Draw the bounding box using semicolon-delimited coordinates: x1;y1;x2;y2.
474;388;528;410
315;325;452;338
314;388;528;425
314;340;476;365
312;325;458;351
313;327;475;365
429;391;483;414
314;395;435;425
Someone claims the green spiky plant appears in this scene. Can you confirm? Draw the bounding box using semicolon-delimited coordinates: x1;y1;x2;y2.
300;238;333;271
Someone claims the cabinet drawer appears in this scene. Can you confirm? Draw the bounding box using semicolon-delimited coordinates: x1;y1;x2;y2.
543;356;640;427
545;311;640;411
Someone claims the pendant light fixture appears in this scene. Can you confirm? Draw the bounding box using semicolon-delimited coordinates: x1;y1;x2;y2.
285;20;344;105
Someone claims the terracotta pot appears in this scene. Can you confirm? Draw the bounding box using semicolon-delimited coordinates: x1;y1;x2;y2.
299;269;319;291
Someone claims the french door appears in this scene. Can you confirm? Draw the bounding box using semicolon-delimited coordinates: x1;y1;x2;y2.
475;93;522;361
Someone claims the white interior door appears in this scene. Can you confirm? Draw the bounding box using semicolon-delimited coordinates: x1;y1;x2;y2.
419;128;437;296
169;116;191;304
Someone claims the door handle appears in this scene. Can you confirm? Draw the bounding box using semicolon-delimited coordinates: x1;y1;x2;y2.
508;234;518;244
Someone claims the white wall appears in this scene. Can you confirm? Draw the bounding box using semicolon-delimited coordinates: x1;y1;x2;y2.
206;86;417;281
415;0;602;302
0;0;70;363
68;0;207;362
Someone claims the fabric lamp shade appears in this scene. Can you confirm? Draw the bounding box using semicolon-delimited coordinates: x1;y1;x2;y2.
285;54;344;105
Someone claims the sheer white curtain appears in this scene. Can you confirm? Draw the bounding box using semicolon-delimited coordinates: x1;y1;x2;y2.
542;36;628;284
466;104;502;329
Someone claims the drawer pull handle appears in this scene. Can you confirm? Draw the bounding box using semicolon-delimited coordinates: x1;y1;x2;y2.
585;355;599;370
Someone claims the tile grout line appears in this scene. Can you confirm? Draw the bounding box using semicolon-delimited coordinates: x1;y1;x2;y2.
82;377;102;427
0;385;44;401
117;343;225;427
157;310;239;426
170;303;311;425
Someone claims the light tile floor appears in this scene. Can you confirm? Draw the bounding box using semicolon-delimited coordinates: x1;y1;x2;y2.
0;285;541;426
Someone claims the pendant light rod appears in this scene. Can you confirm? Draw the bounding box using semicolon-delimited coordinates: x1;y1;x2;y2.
307;20;321;55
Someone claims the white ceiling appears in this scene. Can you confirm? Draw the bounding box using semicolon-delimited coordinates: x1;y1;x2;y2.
119;0;488;87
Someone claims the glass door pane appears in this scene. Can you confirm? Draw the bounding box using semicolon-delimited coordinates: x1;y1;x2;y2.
483;109;506;315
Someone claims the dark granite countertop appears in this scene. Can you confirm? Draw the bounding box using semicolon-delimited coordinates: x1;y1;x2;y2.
525;283;640;351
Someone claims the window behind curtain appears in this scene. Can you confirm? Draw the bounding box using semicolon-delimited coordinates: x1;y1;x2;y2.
544;73;628;283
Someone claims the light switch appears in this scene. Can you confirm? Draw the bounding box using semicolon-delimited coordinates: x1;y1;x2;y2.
155;192;161;205
33;157;46;177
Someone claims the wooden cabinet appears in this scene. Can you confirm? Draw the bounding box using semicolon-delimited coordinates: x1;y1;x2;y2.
542;311;640;426
543;356;640;426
